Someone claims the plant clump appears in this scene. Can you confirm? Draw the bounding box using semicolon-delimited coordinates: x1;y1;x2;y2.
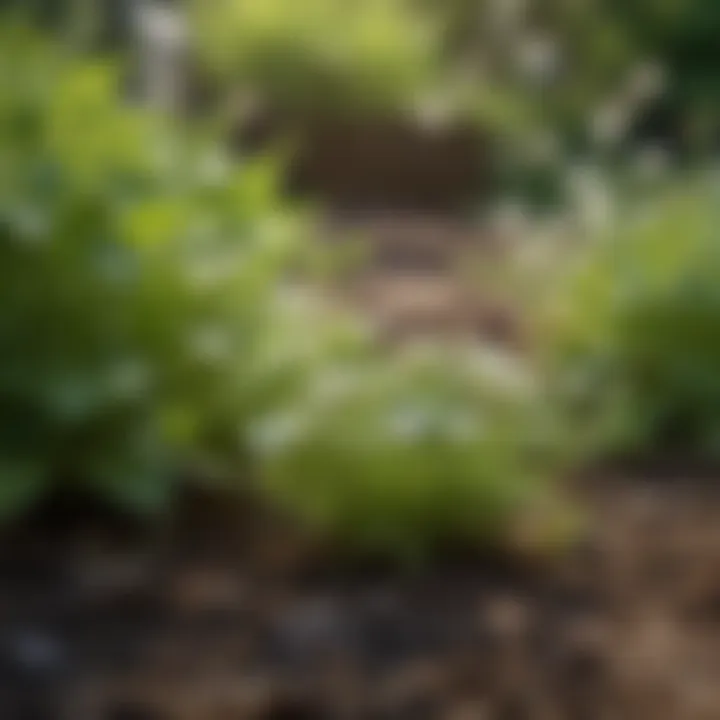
538;179;720;458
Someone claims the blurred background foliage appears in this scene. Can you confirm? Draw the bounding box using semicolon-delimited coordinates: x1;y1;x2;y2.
184;0;720;208
190;0;443;117
6;0;718;178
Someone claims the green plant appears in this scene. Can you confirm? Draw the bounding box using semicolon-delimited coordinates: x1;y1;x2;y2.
0;25;306;516
539;179;720;457
0;23;580;561
190;0;442;117
250;343;575;559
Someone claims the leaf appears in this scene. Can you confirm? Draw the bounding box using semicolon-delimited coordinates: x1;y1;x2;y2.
91;459;174;516
0;459;48;520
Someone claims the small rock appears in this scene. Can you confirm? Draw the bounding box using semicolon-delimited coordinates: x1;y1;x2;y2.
5;629;67;676
272;598;346;662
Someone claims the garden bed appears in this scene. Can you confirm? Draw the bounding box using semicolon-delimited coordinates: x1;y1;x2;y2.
2;470;720;719
3;213;720;720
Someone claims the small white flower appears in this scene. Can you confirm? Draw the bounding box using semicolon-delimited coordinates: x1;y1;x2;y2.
446;412;481;442
307;368;359;407
198;150;231;188
107;359;152;400
12;207;48;246
517;34;561;85
633;145;670;182
466;346;535;397
567;165;615;234
189;326;233;364
187;257;236;291
387;405;433;441
489;200;531;242
486;0;528;33
627;62;666;105
591;102;631;147
526;131;562;165
134;2;188;49
414;95;453;134
248;412;308;454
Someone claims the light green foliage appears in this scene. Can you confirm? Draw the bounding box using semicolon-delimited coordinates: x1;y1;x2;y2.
0;26;304;515
251;344;573;558
190;0;442;116
540;180;720;456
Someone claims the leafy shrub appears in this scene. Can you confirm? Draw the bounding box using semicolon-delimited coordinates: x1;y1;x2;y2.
538;179;720;457
250;343;575;558
0;26;306;516
0;24;578;561
190;0;442;116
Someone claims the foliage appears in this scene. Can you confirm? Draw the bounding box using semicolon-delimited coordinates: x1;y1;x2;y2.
538;179;720;457
613;0;720;144
435;0;636;138
0;25;305;516
250;343;575;558
0;22;578;561
190;0;442;117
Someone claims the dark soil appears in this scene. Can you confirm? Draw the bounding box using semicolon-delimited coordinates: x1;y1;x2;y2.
238;115;490;215
3;473;720;719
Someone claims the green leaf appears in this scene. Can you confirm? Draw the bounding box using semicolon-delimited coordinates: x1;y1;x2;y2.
0;459;48;520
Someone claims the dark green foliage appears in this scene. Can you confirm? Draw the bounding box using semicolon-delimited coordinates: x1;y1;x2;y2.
541;180;720;456
613;0;720;127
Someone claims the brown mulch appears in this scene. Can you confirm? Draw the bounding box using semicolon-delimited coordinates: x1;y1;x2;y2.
2;472;720;719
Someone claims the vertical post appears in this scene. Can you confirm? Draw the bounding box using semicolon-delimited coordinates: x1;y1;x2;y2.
132;0;187;113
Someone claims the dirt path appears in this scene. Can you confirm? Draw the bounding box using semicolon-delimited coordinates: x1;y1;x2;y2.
324;214;522;345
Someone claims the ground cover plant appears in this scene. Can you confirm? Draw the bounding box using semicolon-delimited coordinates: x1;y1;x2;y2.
251;343;578;559
536;178;720;459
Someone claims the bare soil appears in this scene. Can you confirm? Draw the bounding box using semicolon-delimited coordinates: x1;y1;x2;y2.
3;472;720;720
